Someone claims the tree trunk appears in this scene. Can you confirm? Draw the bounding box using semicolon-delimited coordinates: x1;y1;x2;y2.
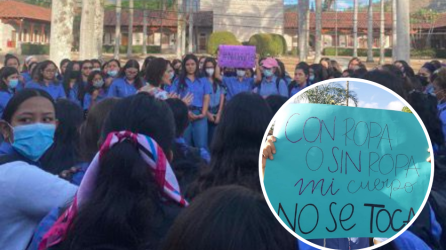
353;0;358;57
188;0;194;53
127;0;134;58
314;0;322;63
142;0;148;55
95;0;104;60
379;0;385;64
367;0;374;62
49;0;75;64
80;0;104;60
177;0;184;57
298;0;305;62
395;0;410;62
114;0;121;59
305;1;310;59
392;0;397;60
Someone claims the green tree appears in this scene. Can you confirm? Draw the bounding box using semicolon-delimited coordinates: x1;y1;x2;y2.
106;0;175;10
402;106;412;113
296;83;359;106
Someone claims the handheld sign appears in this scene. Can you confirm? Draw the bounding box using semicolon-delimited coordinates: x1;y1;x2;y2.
264;104;432;239
218;45;256;68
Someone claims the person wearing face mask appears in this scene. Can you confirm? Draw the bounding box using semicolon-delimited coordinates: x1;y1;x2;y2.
418;62;436;95
107;59;144;98
140;58;175;100
202;58;225;147
0;67;19;118
0;89;77;250
26;61;66;100
91;59;102;72
288;64;310;97
83;71;107;111
222;66;255;102
255;57;288;98
62;61;82;106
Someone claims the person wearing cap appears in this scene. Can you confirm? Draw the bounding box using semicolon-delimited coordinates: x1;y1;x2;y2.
255;57;288;98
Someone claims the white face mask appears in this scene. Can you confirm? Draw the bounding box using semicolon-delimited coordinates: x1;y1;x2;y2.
206;68;215;77
236;70;246;77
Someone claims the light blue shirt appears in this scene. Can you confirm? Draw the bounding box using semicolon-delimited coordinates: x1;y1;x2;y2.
169;77;212;107
26;81;66;100
68;81;85;107
289;83;307;97
0;161;77;250
209;82;224;109
0;90;13;118
83;90;107;110
255;76;288;98
107;77;138;98
438;102;446;142
222;76;254;101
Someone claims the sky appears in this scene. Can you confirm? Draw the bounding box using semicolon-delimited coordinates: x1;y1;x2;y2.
284;0;383;10
339;80;406;111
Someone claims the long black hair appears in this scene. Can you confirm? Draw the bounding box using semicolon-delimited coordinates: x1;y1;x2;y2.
85;71;105;95
62;61;81;97
310;63;327;83
4;54;20;69
59;58;71;75
61;93;178;249
40;99;84;175
202;57;222;92
2;88;55;122
162;185;297;250
187;93;273;198
0;67;19;92
118;59;143;90
178;54;200;94
145;58;168;87
36;60;59;84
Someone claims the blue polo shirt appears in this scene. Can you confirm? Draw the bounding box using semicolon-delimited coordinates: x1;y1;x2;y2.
83;90;107;110
68;82;86;107
107;78;139;98
169;77;212;108
289;83;307;97
0;90;14;118
222;76;254;101
209;82;224;109
255;76;288;98
25;81;66;100
21;72;32;84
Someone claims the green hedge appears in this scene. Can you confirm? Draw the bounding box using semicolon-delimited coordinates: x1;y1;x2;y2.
102;45;161;54
207;31;241;55
323;47;393;57
21;43;49;55
322;47;446;59
248;33;287;57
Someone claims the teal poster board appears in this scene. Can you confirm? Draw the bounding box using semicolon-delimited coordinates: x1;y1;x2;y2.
264;104;432;239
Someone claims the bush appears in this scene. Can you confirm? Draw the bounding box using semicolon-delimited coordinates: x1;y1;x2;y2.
322;47;392;57
102;45;161;54
290;47;299;56
207;31;241;55
248;33;286;57
21;43;49;55
410;49;436;58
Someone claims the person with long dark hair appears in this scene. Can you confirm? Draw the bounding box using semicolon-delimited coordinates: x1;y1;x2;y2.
288;63;310;97
394;60;415;78
58;59;71;82
39;93;187;250
0;89;77;250
187;92;273;198
103;59;121;96
83;71;108;111
168;54;212;149
202;57;224;146
0;67;19;118
140;57;174;100
62;61;81;106
26;61;66;100
107;59;144;98
91;59;102;72
162;185;298;250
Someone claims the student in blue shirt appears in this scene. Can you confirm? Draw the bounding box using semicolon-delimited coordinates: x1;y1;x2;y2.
221;68;255;101
102;59;121;96
74;60;93;106
90;59;102;72
0;67;19;118
83;71;107;111
107;59;144;98
289;63;310;97
25;60;66;100
140;58;174;100
169;54;212;149
62;61;81;106
255;57;288;98
58;59;71;82
202;58;225;147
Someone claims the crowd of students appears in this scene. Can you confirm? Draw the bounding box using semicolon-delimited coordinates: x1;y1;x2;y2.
0;52;445;250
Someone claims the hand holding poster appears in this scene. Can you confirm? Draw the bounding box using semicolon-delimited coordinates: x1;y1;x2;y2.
263;104;432;239
218;45;256;68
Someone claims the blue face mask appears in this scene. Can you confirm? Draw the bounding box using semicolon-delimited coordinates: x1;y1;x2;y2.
309;75;315;82
108;70;118;77
12;123;56;162
169;72;175;80
8;79;19;89
264;69;273;77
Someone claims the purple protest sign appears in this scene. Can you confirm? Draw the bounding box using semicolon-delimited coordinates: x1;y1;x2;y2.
218;45;256;68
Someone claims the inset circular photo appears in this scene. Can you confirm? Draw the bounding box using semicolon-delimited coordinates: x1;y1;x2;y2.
260;78;434;250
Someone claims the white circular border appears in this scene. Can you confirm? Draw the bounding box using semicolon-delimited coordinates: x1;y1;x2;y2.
259;78;435;250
